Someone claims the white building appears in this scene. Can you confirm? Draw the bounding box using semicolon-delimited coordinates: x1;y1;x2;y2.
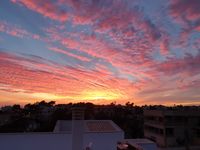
0;107;124;150
56;120;125;150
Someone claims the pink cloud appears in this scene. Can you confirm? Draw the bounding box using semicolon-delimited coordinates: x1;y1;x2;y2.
11;0;164;69
10;1;199;88
12;0;163;44
0;51;135;101
156;52;200;76
160;38;170;55
45;26;158;82
195;25;200;31
0;21;41;40
179;79;200;90
170;0;200;22
11;0;68;22
169;0;200;36
4;0;200;105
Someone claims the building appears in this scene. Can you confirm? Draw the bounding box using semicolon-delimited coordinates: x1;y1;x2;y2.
53;120;124;150
144;109;200;149
0;107;124;150
0;107;158;150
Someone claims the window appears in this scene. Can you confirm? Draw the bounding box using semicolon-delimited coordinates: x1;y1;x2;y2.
166;128;174;137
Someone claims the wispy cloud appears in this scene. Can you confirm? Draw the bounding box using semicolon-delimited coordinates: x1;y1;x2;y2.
49;47;91;62
0;51;135;103
0;21;40;40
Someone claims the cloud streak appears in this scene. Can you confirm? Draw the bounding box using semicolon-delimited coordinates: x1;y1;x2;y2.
0;21;40;40
0;52;135;103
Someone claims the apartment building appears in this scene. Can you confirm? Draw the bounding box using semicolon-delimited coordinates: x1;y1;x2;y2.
144;109;200;148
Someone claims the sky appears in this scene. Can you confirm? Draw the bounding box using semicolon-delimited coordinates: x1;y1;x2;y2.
0;0;200;106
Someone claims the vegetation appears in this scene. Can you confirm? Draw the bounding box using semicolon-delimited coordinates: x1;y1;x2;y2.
0;101;199;139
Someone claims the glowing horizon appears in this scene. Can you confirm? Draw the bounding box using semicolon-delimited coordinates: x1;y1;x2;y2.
0;0;200;106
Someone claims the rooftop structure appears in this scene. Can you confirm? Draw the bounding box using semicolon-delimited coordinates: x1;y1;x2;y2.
117;138;158;150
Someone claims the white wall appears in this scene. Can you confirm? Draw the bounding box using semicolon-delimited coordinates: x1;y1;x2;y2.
84;132;124;150
0;131;124;150
0;133;72;150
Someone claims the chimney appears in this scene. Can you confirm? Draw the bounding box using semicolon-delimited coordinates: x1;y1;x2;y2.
72;106;85;150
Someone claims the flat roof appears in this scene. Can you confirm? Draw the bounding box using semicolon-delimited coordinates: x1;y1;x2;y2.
120;138;158;150
53;120;123;133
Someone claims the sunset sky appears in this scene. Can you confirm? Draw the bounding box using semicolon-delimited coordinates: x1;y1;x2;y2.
0;0;200;106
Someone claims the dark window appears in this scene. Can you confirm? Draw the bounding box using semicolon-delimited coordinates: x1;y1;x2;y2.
166;128;174;137
158;117;164;123
198;117;200;126
159;129;164;135
196;129;200;137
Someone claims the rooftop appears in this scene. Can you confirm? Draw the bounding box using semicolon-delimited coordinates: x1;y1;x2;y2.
119;138;158;150
53;120;122;133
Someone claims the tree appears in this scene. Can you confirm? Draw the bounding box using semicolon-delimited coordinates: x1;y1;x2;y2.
12;104;21;112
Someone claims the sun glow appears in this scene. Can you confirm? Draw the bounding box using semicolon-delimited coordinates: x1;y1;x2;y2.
81;90;122;100
31;92;68;100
